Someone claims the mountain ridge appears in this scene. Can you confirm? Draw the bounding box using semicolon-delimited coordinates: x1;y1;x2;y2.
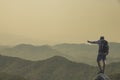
0;42;120;65
0;55;119;80
0;55;96;80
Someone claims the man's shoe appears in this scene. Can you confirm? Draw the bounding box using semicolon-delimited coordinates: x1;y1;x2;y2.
97;71;103;74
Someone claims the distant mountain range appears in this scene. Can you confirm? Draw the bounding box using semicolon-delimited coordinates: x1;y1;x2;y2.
0;55;120;80
0;44;64;60
0;42;120;65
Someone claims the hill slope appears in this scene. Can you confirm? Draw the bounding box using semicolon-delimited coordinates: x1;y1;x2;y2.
0;55;120;80
0;55;96;80
0;72;27;80
109;73;120;80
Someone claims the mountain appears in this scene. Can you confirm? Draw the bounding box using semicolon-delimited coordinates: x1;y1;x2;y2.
0;72;27;80
0;44;66;60
54;43;97;64
54;42;120;65
0;55;119;80
106;62;120;74
0;45;9;51
109;73;120;80
0;42;120;65
0;55;96;80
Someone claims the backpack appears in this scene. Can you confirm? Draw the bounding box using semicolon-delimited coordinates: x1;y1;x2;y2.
99;40;109;53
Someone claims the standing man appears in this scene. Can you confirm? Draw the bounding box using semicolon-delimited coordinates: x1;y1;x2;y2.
87;36;109;74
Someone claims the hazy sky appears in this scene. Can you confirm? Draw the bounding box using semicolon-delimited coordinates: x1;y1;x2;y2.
0;0;120;45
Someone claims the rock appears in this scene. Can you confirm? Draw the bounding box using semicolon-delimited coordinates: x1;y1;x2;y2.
94;73;111;80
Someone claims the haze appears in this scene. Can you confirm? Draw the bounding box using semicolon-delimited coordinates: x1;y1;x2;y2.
0;0;120;45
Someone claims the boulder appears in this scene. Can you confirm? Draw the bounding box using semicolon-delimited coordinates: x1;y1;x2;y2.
94;73;111;80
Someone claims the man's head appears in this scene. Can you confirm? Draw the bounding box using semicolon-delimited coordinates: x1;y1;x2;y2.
100;36;104;40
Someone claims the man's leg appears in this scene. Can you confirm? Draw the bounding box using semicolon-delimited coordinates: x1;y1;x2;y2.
97;55;103;73
102;60;106;73
102;54;106;73
97;61;102;73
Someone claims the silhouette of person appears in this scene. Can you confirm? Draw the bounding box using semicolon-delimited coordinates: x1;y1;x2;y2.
87;36;109;74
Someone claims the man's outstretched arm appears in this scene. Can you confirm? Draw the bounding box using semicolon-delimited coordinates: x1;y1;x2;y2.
87;40;98;44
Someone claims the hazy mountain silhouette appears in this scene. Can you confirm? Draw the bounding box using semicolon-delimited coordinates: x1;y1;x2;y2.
54;43;97;64
0;42;120;65
0;45;9;51
0;55;119;80
54;42;120;65
0;44;68;60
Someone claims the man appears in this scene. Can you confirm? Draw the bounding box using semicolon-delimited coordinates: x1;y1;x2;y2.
87;36;109;74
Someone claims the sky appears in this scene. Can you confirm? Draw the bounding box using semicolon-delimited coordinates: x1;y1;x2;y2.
0;0;120;45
